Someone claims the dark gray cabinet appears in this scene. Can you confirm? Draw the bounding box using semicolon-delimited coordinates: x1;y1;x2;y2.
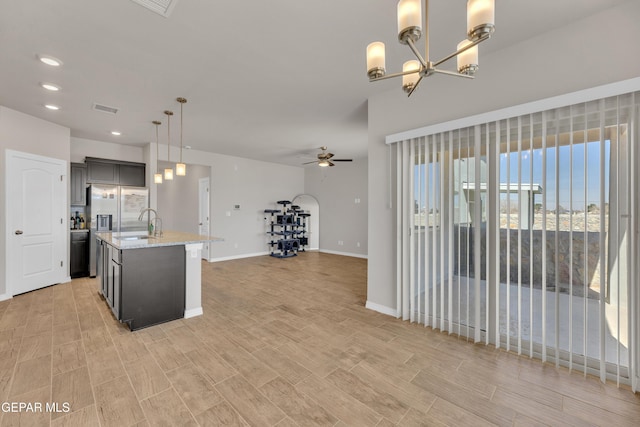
119;164;146;186
87;160;119;184
98;240;185;331
70;232;89;278
70;163;87;205
86;158;145;187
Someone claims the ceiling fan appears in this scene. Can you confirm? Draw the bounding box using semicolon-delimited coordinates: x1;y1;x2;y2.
302;146;353;167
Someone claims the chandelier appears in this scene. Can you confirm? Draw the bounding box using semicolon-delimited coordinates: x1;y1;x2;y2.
366;0;495;96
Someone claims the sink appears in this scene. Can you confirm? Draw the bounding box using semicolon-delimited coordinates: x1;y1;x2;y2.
118;235;150;241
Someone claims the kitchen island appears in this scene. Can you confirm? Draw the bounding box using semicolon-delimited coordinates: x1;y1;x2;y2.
96;230;222;331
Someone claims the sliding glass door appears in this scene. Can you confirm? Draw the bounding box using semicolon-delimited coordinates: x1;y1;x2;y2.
395;92;638;387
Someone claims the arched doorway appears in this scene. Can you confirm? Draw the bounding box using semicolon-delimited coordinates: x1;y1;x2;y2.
292;194;319;250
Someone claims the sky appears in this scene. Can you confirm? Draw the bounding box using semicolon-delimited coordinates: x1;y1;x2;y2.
415;140;611;211
499;140;610;210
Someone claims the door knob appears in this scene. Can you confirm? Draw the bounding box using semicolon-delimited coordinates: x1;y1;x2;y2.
15;230;23;235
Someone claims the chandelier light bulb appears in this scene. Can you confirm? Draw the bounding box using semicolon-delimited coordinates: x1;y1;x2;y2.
366;42;386;79
457;39;478;75
402;60;420;93
154;173;163;184
397;0;422;43
467;0;495;40
176;162;186;176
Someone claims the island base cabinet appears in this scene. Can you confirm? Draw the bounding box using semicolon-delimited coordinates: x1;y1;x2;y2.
120;245;185;331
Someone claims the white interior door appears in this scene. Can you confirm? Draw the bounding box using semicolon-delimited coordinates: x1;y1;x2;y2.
198;177;210;260
6;150;67;295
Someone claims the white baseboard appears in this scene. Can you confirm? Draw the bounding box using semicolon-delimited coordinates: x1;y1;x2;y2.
208;251;269;263
0;293;12;302
365;300;397;317
184;307;203;319
319;249;368;259
209;250;369;262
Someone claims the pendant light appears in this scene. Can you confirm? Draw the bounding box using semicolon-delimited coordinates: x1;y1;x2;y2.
153;120;163;184
164;110;174;180
176;97;187;176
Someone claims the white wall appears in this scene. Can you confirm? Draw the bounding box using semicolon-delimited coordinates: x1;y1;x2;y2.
367;1;640;312
157;161;211;234
304;158;368;257
70;137;145;164
179;148;305;261
0;106;70;298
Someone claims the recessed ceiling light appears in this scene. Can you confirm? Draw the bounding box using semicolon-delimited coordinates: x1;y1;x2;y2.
37;55;63;67
111;131;121;136
44;104;60;110
40;82;60;91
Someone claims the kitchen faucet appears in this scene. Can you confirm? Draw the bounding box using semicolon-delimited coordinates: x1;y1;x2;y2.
138;208;163;237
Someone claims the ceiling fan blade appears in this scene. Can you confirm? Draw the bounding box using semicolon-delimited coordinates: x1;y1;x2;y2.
332;159;353;162
328;161;335;167
325;152;335;159
302;161;319;165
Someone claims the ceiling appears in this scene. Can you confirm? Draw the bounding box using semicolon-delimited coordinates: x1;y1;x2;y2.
0;0;627;166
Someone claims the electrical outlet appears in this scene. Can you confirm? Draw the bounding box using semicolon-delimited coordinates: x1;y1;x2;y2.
357;242;360;247
338;240;344;246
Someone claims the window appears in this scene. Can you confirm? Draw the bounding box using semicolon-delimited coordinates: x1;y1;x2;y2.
393;91;639;389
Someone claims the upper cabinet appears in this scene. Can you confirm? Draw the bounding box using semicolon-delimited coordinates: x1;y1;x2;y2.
86;157;145;187
70;163;87;205
119;164;146;187
87;160;119;184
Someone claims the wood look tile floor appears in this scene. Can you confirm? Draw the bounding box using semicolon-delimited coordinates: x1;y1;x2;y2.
0;252;638;426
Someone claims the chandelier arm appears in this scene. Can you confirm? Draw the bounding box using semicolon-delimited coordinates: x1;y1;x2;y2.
406;75;424;97
432;34;490;68
369;69;421;82
431;68;474;79
406;38;428;68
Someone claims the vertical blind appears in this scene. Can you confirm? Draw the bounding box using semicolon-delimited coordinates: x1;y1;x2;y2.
393;92;638;389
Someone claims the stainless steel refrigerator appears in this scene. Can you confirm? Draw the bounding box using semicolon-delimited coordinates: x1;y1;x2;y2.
88;185;149;276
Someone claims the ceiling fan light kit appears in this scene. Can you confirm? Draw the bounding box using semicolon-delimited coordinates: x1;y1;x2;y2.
302;146;353;167
366;0;495;96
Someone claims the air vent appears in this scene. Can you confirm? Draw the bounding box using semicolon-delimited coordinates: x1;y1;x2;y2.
129;0;179;18
92;103;119;115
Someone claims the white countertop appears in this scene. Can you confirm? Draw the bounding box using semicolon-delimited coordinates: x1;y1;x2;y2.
70;229;90;233
96;230;223;250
